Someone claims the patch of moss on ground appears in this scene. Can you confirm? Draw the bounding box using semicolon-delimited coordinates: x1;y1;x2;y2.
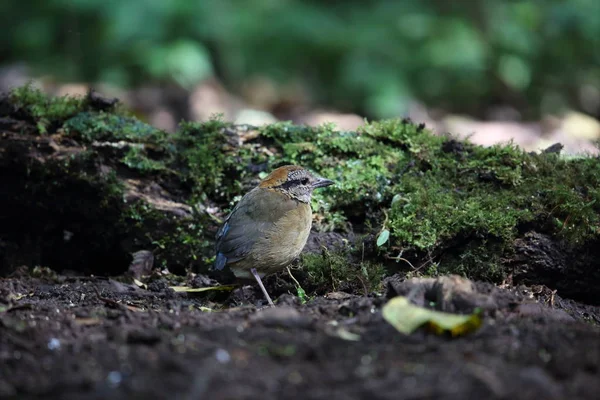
8;87;261;195
255;120;600;283
9;85;171;176
174;119;238;199
63;111;172;175
64;111;166;143
120;201;215;273
300;249;385;295
9;84;86;134
5;85;599;288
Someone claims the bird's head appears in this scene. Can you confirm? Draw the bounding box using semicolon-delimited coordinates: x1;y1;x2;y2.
259;165;334;203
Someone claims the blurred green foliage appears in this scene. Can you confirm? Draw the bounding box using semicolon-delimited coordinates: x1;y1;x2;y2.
2;0;599;118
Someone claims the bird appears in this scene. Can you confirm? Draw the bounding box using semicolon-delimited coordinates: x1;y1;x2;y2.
213;165;334;307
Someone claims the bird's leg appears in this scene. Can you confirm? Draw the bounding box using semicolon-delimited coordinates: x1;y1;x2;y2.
250;268;275;307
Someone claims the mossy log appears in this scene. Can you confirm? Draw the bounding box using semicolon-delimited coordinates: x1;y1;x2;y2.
1;86;599;303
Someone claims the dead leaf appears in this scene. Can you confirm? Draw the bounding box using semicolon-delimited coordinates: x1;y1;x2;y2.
325;292;354;300
125;304;145;312
169;285;235;293
382;296;482;336
329;326;361;341
132;278;148;289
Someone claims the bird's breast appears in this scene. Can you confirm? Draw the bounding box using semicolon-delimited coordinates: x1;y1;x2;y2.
267;202;312;255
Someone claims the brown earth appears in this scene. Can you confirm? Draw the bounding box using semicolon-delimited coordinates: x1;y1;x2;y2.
1;271;599;400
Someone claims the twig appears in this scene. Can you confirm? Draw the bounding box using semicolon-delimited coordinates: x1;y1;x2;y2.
93;286;128;311
550;289;557;308
357;274;369;296
4;303;34;313
385;252;417;270
361;242;365;264
286;266;302;288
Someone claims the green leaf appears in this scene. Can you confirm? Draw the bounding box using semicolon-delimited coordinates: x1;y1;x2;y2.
376;229;390;247
296;286;308;304
382;296;483;336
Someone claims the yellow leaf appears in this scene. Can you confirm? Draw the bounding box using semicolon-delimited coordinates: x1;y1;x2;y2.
125;304;145;312
382;296;482;336
133;278;147;289
333;327;361;341
169;285;235;293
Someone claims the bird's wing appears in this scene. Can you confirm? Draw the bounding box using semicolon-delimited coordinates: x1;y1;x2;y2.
213;188;298;270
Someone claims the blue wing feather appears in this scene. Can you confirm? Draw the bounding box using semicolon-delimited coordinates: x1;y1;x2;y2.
220;222;230;238
212;221;230;270
214;252;228;270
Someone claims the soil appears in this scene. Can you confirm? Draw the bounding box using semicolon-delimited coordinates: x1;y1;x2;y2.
1;272;599;400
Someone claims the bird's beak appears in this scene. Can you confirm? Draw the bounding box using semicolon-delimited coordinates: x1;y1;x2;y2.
312;178;334;188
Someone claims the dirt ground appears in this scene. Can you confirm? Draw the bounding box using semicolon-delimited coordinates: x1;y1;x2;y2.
1;271;599;400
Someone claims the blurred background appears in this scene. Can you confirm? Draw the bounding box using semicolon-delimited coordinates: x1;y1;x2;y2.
1;0;599;153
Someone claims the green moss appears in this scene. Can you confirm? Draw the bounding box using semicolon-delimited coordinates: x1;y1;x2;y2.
437;240;507;281
8;85;173;176
64;111;165;143
301;249;385;294
120;201;215;272
530;155;600;243
256;119;600;283
6;85;600;287
359;119;445;156
175;119;233;198
388;173;530;250
175;119;273;201
121;146;167;173
63;111;174;175
10;84;86;134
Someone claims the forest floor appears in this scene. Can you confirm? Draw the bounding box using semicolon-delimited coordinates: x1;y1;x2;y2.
1;271;599;400
1;86;599;399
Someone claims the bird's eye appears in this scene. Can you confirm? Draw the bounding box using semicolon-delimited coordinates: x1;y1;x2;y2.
301;178;309;185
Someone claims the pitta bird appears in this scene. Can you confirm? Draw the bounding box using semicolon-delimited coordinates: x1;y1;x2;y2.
213;165;334;306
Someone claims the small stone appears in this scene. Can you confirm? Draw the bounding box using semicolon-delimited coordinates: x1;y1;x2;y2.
215;348;231;364
106;371;122;388
249;306;312;329
47;338;61;351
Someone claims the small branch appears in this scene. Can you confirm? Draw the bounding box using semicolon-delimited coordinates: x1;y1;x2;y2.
385;250;417;270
